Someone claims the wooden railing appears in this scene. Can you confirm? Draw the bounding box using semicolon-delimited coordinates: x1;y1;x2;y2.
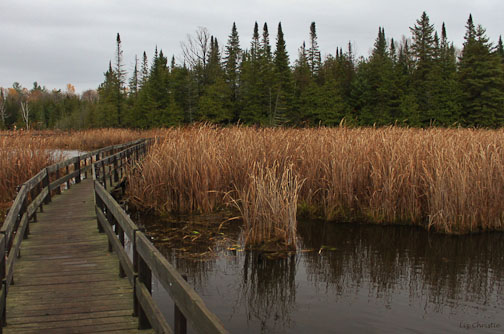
93;141;228;334
0;138;148;332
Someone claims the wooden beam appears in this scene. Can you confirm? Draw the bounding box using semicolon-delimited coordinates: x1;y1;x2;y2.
135;278;173;334
135;233;228;334
95;206;135;286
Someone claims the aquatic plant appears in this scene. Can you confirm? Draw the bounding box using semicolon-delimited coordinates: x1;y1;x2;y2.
127;125;504;236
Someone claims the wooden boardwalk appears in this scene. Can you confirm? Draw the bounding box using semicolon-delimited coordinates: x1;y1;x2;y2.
3;178;153;334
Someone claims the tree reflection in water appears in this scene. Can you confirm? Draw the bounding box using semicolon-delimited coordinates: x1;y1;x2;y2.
145;216;504;333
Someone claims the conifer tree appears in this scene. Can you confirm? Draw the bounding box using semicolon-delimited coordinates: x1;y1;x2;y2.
410;12;437;125
114;33;126;126
224;22;242;121
308;22;322;78
273;22;294;124
459;16;504;126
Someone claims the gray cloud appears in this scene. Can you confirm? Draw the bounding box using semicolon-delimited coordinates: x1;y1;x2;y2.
1;0;502;92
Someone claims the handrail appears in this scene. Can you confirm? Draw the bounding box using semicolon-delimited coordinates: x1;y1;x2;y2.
93;140;228;334
0;138;148;332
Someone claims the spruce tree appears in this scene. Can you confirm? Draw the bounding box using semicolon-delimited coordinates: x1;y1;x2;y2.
308;22;322;78
459;17;504;126
410;12;437;125
114;33;126;126
273;22;294;124
224;22;242;121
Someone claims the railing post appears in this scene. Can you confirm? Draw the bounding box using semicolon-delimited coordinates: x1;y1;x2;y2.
137;254;152;330
29;188;37;223
132;229;140;317
175;274;188;334
105;210;114;253
20;192;28;241
55;168;61;195
43;168;51;204
0;235;6;329
102;162;107;190
74;157;81;184
113;155;119;183
84;157;88;179
95;186;104;233
117;224;126;278
65;165;71;190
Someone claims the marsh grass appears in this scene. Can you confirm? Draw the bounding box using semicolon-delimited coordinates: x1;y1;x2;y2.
0;129;149;223
127;125;504;244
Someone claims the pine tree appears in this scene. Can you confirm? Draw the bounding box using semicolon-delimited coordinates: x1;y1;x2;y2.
140;51;149;88
224;22;242;121
308;22;322;78
355;27;398;125
459;17;504;127
430;23;460;125
410;12;437;125
114;33;126;126
96;61;118;127
239;23;264;124
273;22;294;124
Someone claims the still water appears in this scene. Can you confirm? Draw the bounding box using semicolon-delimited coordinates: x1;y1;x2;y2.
142;218;504;333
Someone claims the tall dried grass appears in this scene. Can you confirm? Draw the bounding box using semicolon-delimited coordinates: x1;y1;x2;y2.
0;135;56;217
127;125;504;241
0;128;150;222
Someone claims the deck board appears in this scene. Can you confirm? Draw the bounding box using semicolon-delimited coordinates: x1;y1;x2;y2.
4;179;153;334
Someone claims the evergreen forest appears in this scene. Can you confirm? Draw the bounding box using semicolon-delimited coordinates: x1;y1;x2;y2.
1;12;503;129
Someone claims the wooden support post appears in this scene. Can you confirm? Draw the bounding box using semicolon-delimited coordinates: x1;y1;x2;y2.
29;188;37;223
95;193;104;233
84;157;88;179
132;229;140;317
117;224;126;278
21;196;29;240
55;168;61;195
113;156;119;183
66;165;71;189
175;274;188;334
106;210;113;253
43;168;51;204
74;157;81;184
137;255;152;330
102;163;107;190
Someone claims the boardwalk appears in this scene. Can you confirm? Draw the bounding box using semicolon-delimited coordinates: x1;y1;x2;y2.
4;178;153;334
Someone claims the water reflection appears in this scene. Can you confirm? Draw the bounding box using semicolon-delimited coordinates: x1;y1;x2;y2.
144;217;504;333
239;252;297;331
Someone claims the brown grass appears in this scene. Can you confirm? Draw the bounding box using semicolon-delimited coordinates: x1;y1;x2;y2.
0;128;147;150
0;129;151;223
0;135;56;216
127;125;504;244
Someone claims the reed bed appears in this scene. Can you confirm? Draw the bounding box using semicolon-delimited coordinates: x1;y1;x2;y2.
0;128;149;223
0;135;57;219
127;125;504;244
0;128;147;150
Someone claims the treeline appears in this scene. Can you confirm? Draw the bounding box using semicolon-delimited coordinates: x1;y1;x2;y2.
0;83;97;130
1;12;503;129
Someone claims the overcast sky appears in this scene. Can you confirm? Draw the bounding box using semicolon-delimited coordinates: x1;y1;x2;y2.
1;0;502;93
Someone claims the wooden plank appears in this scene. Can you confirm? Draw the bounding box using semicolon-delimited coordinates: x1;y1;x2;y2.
7;309;132;326
136;233;228;334
95;182;138;240
4;320;144;334
94;207;135;285
7;314;139;330
135;278;173;334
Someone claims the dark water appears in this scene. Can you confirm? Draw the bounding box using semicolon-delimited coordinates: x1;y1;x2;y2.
142;218;504;333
